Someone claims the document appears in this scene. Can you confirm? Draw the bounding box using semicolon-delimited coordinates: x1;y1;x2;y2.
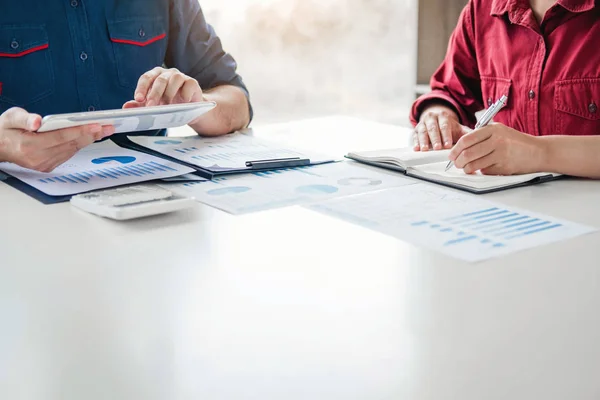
0;141;195;196
307;184;596;262
347;147;560;193
128;133;333;172
161;161;416;214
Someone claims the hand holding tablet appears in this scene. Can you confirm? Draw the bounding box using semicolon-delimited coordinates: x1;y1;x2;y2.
37;101;217;134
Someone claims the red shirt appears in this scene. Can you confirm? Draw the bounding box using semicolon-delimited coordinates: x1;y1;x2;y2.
410;0;600;136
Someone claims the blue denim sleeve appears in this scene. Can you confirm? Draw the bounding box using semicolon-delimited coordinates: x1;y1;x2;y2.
166;0;253;122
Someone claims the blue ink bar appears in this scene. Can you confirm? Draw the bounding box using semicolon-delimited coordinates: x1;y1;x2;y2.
461;212;518;227
411;221;428;226
62;176;78;183
510;224;562;239
493;243;506;248
102;170;120;179
150;161;177;172
135;165;155;174
478;215;529;231
46;178;56;183
75;173;90;181
486;218;539;235
440;228;453;232
94;171;108;179
175;149;186;154
54;177;67;183
145;163;166;172
39;179;47;183
68;174;88;183
430;224;441;229
445;235;478;246
79;171;93;179
129;166;149;175
123;167;140;177
445;207;499;222
481;239;492;244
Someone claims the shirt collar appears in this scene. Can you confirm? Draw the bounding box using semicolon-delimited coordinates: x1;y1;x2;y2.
491;0;596;18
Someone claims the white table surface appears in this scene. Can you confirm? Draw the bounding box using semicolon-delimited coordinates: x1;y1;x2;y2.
2;116;600;400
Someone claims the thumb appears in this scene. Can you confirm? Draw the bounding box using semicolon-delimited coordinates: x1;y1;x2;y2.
2;107;41;131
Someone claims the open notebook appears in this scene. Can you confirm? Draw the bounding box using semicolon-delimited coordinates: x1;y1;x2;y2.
346;148;561;194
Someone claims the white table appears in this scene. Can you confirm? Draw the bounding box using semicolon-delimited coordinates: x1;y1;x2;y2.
2;116;600;400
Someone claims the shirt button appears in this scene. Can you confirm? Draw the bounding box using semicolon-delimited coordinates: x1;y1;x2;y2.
528;90;536;100
487;98;493;107
138;28;146;38
80;51;88;61
10;40;19;50
70;0;78;7
88;106;96;112
589;103;598;114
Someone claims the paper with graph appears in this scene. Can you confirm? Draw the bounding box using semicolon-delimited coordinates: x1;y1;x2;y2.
0;141;194;196
307;183;596;262
161;161;415;214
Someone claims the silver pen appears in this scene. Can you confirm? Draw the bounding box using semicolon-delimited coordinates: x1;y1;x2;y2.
445;94;508;172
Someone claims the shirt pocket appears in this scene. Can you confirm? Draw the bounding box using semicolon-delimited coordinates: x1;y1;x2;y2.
0;25;54;107
555;78;600;135
480;76;512;125
108;17;168;90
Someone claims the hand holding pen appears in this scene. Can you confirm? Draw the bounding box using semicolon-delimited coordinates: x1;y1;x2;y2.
445;95;508;172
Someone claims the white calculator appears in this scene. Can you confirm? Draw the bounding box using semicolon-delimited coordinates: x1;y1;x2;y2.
70;185;195;220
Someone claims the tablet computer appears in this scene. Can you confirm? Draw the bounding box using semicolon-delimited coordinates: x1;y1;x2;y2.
37;101;217;134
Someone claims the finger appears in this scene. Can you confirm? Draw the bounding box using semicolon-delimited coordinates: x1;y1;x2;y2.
454;137;496;169
412;130;420;151
2;108;42;131
146;71;173;107
134;67;164;102
424;117;443;150
417;123;430;151
34;124;102;149
438;114;456;149
123;101;145;109
462;153;498;175
162;73;187;104
180;79;202;103
449;127;494;161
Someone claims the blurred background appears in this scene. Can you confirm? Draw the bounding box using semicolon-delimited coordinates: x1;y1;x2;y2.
201;0;418;127
200;0;468;127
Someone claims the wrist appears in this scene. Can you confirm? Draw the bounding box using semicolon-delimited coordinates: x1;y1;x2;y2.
536;136;555;172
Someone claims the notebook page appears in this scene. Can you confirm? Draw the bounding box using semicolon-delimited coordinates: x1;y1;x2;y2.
348;148;450;168
410;161;553;190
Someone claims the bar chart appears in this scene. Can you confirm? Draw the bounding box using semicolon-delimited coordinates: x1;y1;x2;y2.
308;184;595;262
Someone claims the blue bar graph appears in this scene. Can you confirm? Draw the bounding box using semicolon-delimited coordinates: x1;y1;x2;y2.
37;161;178;185
410;206;567;249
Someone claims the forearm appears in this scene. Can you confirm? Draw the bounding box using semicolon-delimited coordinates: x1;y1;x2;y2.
539;135;600;178
189;85;250;136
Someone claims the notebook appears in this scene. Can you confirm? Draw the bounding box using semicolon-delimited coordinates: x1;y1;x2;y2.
346;148;561;194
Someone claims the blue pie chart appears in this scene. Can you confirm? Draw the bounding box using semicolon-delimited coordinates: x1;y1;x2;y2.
296;185;339;195
207;186;252;196
155;140;183;145
91;156;136;165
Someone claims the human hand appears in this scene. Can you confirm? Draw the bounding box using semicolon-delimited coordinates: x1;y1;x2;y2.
449;123;546;175
0;107;115;172
123;67;205;110
414;104;470;151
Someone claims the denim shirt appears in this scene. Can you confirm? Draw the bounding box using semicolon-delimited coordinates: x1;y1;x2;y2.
0;0;251;135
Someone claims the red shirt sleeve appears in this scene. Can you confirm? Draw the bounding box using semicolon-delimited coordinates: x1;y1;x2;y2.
410;1;483;128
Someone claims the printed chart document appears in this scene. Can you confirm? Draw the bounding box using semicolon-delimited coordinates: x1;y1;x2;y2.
307;184;596;262
161;162;416;215
347;147;561;193
0;141;195;196
128;133;334;175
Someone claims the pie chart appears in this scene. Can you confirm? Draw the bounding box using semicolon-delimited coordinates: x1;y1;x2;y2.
91;156;136;165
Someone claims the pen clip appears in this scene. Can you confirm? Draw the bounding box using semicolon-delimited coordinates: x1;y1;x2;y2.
245;157;311;169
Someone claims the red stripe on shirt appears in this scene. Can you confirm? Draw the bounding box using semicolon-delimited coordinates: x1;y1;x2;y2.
110;33;166;47
0;43;49;58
